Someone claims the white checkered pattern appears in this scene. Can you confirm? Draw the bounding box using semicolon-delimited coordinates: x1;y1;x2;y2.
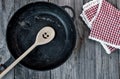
84;4;98;21
80;0;119;54
84;3;116;53
89;0;120;48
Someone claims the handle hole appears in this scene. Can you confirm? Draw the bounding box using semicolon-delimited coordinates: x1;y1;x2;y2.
64;8;74;19
61;6;75;20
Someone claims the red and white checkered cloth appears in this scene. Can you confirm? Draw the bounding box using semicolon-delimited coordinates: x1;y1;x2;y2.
80;0;119;54
89;0;120;47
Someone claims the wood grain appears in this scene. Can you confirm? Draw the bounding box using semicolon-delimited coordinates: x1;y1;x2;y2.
0;0;120;79
116;0;120;78
0;0;14;79
49;0;80;79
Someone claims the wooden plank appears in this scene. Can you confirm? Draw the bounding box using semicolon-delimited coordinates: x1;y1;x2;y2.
95;0;119;79
76;0;96;79
15;65;50;79
50;0;120;79
49;0;96;79
107;0;119;76
73;0;86;79
14;0;51;79
14;0;30;11
116;0;120;79
0;0;15;79
116;0;120;9
77;0;97;79
49;0;81;79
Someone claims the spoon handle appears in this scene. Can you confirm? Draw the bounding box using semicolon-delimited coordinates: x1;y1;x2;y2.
0;43;36;79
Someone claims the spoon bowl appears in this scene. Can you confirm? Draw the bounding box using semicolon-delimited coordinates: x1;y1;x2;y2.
35;27;55;45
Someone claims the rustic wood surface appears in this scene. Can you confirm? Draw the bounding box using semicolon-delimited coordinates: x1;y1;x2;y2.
0;0;120;79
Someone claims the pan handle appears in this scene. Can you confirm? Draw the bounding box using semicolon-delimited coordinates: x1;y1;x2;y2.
0;57;14;73
61;6;75;21
0;64;6;74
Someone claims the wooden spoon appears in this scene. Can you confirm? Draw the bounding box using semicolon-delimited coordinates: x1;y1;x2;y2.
0;26;55;79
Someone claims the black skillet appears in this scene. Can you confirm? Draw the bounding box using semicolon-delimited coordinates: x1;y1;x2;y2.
5;2;76;71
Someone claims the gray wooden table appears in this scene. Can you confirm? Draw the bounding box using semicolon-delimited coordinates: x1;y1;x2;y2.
0;0;120;79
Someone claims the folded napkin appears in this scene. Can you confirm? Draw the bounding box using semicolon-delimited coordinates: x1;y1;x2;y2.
80;0;119;54
89;0;120;48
